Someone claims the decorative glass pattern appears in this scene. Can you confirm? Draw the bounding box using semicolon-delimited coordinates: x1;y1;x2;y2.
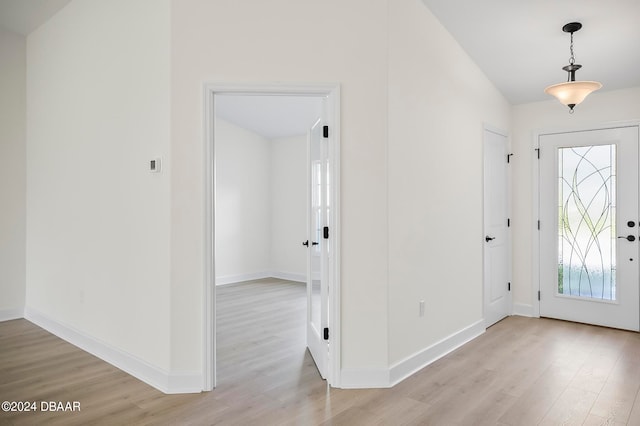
558;144;616;300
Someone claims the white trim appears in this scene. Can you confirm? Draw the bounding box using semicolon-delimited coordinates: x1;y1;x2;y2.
203;82;341;390
340;368;390;388
166;372;204;394
0;307;24;322
24;307;201;394
505;126;514;318
270;271;306;283
483;123;508;137
532;129;541;318
327;86;342;387
512;303;535;317
388;319;485;386
203;86;216;391
534;119;640;138
532;120;640;320
340;320;485;388
215;271;271;286
215;271;306;286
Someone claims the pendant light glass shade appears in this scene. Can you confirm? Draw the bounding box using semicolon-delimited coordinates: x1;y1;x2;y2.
544;80;602;108
545;22;602;112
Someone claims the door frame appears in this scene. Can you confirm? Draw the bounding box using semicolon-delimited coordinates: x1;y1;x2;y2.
533;120;640;319
482;125;512;327
202;82;342;390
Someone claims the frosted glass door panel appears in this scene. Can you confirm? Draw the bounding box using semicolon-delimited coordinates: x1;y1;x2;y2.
558;145;616;300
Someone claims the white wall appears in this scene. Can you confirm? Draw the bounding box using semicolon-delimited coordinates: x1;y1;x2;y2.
387;0;511;367
215;119;307;284
215;119;271;282
0;29;26;320
270;134;307;281
169;0;515;384
511;86;640;315
170;0;390;374
26;0;173;376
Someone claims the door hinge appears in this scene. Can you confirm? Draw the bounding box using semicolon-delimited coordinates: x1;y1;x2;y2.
323;327;329;340
538;291;541;301
323;125;329;138
508;282;511;291
323;226;329;239
537;220;540;230
535;148;540;159
507;218;511;227
507;153;514;163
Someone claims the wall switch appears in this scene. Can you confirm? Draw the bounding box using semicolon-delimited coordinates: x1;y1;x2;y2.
150;158;161;173
419;300;425;317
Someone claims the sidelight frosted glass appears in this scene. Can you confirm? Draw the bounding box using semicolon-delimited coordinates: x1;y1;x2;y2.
558;144;616;300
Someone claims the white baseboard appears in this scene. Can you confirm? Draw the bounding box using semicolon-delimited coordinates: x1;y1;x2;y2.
166;372;204;394
388;319;486;386
216;271;306;285
24;307;202;394
0;307;24;322
339;320;486;389
512;303;535;317
270;271;306;283
339;367;390;388
216;271;271;285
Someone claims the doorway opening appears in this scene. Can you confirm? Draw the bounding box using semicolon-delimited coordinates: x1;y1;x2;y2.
203;84;341;390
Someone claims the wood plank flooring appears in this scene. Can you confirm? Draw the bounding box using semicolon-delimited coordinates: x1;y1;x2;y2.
2;278;640;425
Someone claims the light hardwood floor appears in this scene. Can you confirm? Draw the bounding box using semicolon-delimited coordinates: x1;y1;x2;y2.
2;278;640;425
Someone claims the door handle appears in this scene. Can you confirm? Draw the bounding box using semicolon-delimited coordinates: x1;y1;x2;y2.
485;236;495;242
302;240;309;247
312;241;319;246
618;235;636;242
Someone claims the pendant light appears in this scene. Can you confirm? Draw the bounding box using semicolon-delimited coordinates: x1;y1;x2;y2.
544;22;602;113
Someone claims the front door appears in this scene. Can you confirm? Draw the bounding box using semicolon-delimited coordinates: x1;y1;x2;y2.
306;118;329;378
483;128;510;327
539;126;640;331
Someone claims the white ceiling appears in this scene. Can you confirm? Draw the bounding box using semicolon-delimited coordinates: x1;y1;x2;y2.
422;0;640;105
215;95;323;140
0;0;70;35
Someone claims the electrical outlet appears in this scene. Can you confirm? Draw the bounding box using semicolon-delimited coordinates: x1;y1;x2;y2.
419;300;425;317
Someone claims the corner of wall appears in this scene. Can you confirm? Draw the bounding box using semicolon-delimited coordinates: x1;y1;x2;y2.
25;306;202;394
0;307;25;322
339;319;485;389
0;29;27;321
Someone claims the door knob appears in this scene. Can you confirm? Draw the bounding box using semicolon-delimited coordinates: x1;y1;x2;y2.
485;236;495;242
618;235;636;242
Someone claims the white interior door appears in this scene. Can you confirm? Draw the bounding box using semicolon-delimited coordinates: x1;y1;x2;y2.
306;118;329;378
483;128;511;327
539;126;640;331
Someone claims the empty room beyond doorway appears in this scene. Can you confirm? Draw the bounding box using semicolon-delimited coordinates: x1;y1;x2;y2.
216;278;323;386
